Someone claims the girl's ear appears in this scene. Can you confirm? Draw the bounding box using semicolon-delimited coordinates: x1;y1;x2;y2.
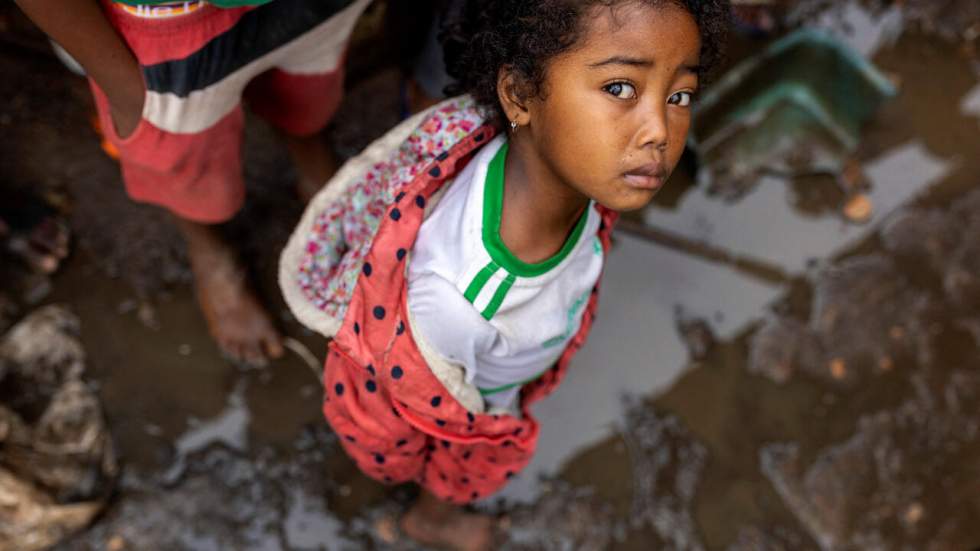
497;66;530;126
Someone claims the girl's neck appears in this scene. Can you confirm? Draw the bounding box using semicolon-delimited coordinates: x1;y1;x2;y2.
498;136;591;265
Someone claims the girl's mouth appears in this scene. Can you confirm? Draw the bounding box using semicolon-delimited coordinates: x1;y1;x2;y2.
623;163;667;190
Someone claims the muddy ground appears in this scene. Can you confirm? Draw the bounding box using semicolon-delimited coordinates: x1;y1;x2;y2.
2;1;980;550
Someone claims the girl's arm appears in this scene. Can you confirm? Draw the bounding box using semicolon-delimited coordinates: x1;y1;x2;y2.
15;0;145;137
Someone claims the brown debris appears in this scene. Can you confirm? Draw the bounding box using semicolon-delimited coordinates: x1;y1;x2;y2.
760;371;980;549
0;306;116;551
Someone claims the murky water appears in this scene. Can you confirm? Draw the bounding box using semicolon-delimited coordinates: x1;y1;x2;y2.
2;1;980;549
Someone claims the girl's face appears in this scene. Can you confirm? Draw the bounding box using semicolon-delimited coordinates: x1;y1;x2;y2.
505;1;702;212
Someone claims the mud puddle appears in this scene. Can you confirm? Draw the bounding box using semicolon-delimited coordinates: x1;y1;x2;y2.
3;0;980;549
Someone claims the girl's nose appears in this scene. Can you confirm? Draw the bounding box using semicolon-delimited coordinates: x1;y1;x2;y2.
635;101;669;152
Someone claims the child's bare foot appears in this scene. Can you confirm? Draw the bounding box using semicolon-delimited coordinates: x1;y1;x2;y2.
194;262;284;366
399;490;496;551
173;217;284;366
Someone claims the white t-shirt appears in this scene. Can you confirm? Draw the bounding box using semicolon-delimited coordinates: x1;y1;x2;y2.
407;136;605;409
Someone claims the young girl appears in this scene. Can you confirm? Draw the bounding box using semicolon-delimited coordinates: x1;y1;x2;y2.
280;1;730;549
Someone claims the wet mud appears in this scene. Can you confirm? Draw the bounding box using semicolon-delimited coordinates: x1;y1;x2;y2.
2;1;980;549
500;484;620;551
622;403;707;551
748;254;932;386
64;428;346;551
789;0;980;47
760;369;980;550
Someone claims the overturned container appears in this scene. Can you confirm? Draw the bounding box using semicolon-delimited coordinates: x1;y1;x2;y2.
691;29;898;203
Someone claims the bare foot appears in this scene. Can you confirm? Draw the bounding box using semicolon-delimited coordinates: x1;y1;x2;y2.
282;131;339;204
399;490;495;551
173;217;284;366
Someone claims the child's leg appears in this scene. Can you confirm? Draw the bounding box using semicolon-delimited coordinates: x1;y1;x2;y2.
244;0;372;200
400;488;494;551
171;215;283;365
91;75;284;364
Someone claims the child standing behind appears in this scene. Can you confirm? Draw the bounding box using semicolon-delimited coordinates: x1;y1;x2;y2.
280;1;730;549
14;0;372;364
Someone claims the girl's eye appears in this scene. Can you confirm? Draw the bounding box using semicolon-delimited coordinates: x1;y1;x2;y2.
603;82;636;100
668;91;694;107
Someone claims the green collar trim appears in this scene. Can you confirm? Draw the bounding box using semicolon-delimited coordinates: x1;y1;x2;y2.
482;142;589;278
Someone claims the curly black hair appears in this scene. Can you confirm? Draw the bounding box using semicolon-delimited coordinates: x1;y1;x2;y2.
442;0;732;126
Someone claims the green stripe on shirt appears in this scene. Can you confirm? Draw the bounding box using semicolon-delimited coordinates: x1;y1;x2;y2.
463;261;499;304
480;273;516;320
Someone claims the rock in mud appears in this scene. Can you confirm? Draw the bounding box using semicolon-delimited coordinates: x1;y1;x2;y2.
0;305;116;551
502;483;621;551
759;370;980;550
622;401;708;551
748;255;930;385
881;189;980;345
879;208;958;275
